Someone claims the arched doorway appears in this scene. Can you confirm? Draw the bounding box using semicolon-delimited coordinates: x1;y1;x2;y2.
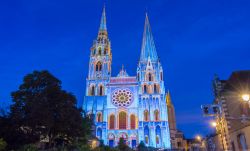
97;127;102;139
155;125;161;147
130;134;137;149
144;125;149;145
108;133;115;147
118;132;128;145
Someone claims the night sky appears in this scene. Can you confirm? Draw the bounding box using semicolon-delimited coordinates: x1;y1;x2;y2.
1;0;250;138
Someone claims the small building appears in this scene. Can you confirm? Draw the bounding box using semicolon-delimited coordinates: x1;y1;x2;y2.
209;71;250;150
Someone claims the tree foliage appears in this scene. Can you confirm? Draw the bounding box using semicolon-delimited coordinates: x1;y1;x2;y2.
0;70;88;150
137;141;147;151
117;138;131;151
0;138;7;151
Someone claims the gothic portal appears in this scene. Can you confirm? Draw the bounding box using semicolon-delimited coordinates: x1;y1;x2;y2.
82;7;171;149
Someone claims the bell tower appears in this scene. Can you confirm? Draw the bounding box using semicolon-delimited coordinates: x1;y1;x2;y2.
137;13;171;148
86;6;112;96
137;13;164;95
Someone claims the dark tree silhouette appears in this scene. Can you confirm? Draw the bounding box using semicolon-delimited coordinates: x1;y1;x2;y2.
0;70;86;149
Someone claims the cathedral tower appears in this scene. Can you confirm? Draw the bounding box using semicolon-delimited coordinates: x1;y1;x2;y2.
86;6;112;97
137;14;170;148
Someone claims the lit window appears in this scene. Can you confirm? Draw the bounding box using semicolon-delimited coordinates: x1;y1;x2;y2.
148;73;152;81
145;136;149;144
119;111;127;129
144;110;149;121
154;110;159;121
96;112;102;122
98;47;102;55
143;85;147;94
154;84;157;93
156;135;159;144
109;115;115;129
130;114;136;129
89;85;95;96
96;62;102;72
99;85;104;96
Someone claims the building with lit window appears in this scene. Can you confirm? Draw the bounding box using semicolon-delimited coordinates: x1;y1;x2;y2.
82;7;171;149
207;71;250;151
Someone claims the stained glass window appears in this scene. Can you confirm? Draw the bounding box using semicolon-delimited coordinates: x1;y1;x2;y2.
99;85;104;96
145;136;149;144
112;89;133;107
144;110;149;121
96;62;102;71
130;114;136;129
90;86;95;96
119;111;127;129
109;115;115;129
156;135;159;144
154;110;159;121
97;112;102;122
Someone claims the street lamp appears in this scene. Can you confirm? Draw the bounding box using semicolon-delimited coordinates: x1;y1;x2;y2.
242;94;250;102
211;121;217;127
196;135;202;141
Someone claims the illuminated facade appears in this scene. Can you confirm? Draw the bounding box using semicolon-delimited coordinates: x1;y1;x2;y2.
82;7;171;149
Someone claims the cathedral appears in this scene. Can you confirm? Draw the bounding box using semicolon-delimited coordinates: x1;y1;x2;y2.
82;7;172;149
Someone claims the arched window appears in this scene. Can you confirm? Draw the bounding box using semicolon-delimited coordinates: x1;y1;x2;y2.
119;111;127;129
89;85;95;96
237;133;248;150
148;85;153;94
92;49;96;55
154;84;157;93
137;73;140;80
144;110;149;121
99;85;104;96
144;125;149;144
154;110;159;121
143;85;147;94
97;127;102;139
155;125;161;145
130;114;136;129
96;62;102;72
145;136;149;144
109;114;115;129
160;72;163;81
156;135;159;144
96;112;102;122
148;73;153;81
98;47;102;55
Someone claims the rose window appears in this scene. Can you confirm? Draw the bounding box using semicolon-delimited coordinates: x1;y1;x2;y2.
112;89;133;107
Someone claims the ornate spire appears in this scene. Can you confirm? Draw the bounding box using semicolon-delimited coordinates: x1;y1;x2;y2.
99;5;107;31
140;13;158;62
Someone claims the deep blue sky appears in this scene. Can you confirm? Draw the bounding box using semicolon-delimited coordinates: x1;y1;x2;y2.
1;0;250;138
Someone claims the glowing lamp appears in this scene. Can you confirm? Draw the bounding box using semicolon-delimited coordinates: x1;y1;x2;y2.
242;94;250;102
211;121;217;127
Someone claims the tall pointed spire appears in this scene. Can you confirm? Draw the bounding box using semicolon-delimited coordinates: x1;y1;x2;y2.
99;5;107;31
140;13;158;62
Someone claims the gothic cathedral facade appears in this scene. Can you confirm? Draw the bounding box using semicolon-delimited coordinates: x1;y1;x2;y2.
82;7;171;149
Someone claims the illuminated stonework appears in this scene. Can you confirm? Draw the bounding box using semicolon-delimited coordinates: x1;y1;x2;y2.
112;89;133;107
83;7;171;149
